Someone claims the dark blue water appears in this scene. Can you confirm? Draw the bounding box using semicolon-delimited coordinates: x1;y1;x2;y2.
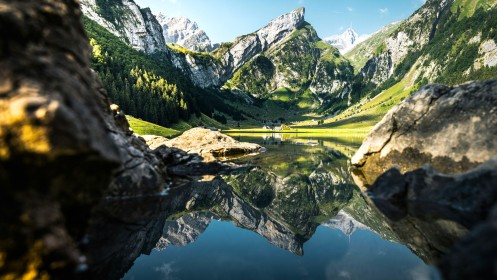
122;134;441;280
124;221;438;280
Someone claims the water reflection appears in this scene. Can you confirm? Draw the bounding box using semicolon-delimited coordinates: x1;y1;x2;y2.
83;135;448;279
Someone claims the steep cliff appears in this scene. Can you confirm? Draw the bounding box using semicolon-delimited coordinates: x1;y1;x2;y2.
81;0;167;53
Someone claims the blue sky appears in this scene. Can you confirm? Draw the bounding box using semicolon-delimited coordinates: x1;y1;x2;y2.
135;0;426;43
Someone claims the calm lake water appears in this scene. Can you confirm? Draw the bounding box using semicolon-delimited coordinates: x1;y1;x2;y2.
121;133;441;280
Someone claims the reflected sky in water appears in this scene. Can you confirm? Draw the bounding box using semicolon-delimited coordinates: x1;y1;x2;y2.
125;221;438;280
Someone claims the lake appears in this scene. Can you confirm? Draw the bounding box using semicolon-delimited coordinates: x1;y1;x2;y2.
110;133;442;280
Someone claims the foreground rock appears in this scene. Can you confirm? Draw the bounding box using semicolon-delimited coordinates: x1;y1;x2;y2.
0;0;167;277
146;127;263;162
352;80;497;186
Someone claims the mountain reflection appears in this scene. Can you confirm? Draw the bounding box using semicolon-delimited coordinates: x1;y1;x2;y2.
82;135;461;279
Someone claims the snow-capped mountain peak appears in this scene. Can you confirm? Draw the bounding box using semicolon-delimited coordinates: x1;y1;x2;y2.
156;13;213;52
324;27;369;54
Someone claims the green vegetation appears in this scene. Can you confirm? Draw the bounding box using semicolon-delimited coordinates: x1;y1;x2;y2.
84;16;252;129
426;5;497;85
94;0;132;35
127;116;180;137
227;55;275;96
311;77;413;132
85;0;497;138
451;0;497;19
167;43;217;66
84;17;199;126
346;22;402;71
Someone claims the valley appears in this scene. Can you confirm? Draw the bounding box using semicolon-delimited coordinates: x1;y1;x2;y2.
82;0;497;135
1;0;497;279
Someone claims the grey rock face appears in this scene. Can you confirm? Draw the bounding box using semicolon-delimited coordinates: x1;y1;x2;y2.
322;210;370;236
81;0;167;53
356;0;452;86
157;14;213;52
352;79;497;186
224;7;305;73
173;7;306;88
157;212;218;250
358;52;393;86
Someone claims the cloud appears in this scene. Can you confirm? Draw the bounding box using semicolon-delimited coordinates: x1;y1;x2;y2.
169;0;178;3
347;7;354;12
155;262;178;280
339;26;344;31
379;8;389;14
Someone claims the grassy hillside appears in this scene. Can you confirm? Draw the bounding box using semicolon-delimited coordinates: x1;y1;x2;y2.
127;116;180;138
318;0;497;133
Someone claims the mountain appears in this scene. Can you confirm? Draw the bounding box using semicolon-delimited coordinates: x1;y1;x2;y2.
323;0;497;127
80;0;497;129
225;22;354;108
351;0;497;89
81;0;167;53
156;13;214;52
324;28;370;54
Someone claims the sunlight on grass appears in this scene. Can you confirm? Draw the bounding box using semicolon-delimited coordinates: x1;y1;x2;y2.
127;116;180;138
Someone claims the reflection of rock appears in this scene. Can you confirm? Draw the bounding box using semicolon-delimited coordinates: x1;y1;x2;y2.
374;210;468;265
156;213;219;250
323;210;370;236
83;197;171;280
352;80;497;186
440;205;497;280
366;157;497;265
369;158;497;228
148;128;263;162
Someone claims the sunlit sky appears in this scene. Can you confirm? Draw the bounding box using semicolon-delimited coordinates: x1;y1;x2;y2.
134;0;426;43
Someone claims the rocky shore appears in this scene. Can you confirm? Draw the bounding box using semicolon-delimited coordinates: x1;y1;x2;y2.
352;80;497;279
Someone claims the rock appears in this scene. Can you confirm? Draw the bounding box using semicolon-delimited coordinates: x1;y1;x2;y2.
170;7;306;88
156;128;263;162
0;0;168;277
352;79;497;186
141;135;169;150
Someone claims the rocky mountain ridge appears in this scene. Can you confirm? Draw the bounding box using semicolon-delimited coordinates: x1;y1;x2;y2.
157;13;214;52
81;0;497;126
81;0;167;53
81;4;355;106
